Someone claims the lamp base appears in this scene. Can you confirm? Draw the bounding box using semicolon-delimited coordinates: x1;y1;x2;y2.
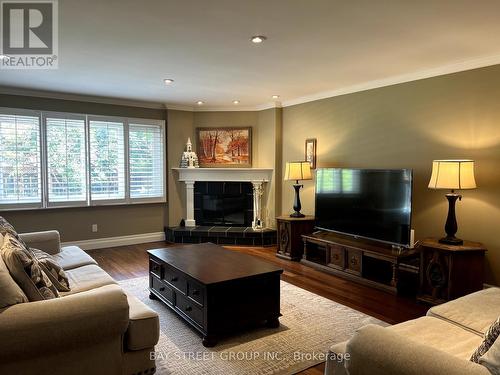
290;212;305;218
439;236;464;246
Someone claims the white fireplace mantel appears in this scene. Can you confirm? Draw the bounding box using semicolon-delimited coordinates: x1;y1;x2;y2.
172;168;273;229
172;167;273;183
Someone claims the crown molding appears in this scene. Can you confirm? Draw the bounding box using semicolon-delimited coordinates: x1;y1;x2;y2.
0;86;167;109
281;54;500;108
166;101;281;112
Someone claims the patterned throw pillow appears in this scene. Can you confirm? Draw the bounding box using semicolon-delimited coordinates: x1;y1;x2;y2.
0;234;59;301
31;248;70;292
471;316;500;362
0;216;29;251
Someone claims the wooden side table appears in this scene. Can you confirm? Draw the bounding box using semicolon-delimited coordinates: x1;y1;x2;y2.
276;215;315;261
418;238;486;305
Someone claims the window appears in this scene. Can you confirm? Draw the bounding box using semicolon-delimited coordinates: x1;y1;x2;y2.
45;114;87;205
129;122;164;199
0;108;165;209
0;111;42;207
89;118;126;202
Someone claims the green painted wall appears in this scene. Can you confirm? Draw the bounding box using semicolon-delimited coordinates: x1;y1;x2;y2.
280;65;500;285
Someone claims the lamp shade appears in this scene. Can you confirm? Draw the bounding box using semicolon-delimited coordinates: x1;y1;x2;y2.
284;161;312;181
428;160;476;190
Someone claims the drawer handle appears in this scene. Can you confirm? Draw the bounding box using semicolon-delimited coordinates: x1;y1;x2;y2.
350;257;358;265
185;306;192;312
192;289;200;296
171;277;178;282
159;287;165;292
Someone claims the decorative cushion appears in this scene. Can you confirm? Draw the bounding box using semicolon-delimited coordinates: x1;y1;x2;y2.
0;234;59;301
31;248;70;292
0;249;28;308
0;216;29;251
471;317;500;362
479;336;500;375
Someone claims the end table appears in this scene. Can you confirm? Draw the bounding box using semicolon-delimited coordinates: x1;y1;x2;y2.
418;238;486;305
276;215;315;261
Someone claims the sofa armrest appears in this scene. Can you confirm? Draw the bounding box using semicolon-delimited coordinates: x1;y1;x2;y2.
345;324;490;375
0;284;129;362
19;230;61;254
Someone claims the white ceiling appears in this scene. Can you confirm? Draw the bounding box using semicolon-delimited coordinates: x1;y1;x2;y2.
2;0;500;110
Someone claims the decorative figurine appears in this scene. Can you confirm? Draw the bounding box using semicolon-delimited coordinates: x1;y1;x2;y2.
179;138;199;168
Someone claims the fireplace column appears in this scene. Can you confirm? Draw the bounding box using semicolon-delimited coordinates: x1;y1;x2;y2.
184;180;196;227
252;181;264;230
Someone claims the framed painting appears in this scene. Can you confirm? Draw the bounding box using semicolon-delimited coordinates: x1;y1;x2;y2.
305;138;317;169
196;127;252;167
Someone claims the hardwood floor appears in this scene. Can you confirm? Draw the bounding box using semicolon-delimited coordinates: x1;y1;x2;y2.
88;242;427;375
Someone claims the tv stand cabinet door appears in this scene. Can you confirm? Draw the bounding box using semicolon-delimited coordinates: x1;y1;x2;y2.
327;244;345;270
346;248;362;276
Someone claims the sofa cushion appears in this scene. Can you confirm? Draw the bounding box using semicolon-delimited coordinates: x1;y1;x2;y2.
0;249;28;308
1;234;59;301
62;265;116;295
52;246;98;270
390;316;483;360
0;216;29;252
471;317;500;362
427;287;500;336
31;248;70;292
479;336;500;375
125;294;160;351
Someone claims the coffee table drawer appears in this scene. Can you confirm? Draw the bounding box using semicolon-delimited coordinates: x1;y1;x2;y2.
176;293;204;327
151;276;174;304
150;258;163;278
164;266;187;294
187;280;205;306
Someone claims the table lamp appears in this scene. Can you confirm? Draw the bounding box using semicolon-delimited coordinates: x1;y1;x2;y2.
284;161;312;218
428;160;476;245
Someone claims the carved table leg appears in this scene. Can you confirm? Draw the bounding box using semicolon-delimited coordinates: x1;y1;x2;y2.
266;317;280;328
202;335;217;348
149;292;158;300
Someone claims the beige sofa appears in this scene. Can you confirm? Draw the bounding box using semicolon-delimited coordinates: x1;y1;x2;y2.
0;230;160;375
326;287;500;375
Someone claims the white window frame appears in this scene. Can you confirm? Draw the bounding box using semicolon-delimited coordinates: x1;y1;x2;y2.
88;115;129;206
127;117;166;204
0;107;43;210
0;107;166;210
42;111;89;208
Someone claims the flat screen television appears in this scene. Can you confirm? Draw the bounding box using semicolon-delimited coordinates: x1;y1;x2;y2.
315;168;412;247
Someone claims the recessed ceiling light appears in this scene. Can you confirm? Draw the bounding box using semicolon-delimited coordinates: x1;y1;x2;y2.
163;78;174;85
196;101;204;105
232;100;240;104
272;95;280;99
251;35;267;44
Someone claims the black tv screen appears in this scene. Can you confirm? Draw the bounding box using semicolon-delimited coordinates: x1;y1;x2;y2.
315;168;412;246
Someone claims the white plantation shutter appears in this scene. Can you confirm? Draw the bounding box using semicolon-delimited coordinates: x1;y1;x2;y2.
129;122;165;200
0;111;42;207
45;115;87;205
89;119;126;202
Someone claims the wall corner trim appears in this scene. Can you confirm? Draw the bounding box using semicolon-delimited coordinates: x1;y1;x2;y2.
62;231;165;250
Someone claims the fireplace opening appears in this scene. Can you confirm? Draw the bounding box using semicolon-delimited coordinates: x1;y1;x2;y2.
194;182;253;226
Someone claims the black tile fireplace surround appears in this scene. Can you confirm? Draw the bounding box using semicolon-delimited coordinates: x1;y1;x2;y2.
194;181;253;227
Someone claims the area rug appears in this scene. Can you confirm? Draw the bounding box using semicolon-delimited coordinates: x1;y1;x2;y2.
119;277;388;375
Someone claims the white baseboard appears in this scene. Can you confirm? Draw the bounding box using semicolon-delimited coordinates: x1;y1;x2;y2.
62;231;165;251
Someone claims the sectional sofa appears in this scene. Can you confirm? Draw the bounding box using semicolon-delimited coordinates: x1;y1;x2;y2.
0;230;159;375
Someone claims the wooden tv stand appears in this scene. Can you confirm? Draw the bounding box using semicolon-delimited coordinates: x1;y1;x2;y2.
301;231;420;294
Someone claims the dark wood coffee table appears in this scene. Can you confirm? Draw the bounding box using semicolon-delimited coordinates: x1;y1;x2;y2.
148;243;283;347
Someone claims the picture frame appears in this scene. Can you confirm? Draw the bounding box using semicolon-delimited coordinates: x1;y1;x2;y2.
305;138;317;169
195;127;252;168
